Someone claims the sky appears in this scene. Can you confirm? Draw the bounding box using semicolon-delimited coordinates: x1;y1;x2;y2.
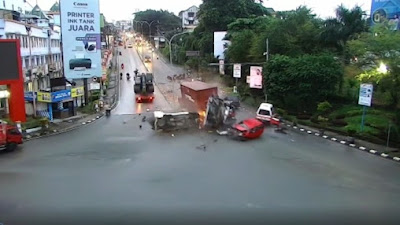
29;0;372;21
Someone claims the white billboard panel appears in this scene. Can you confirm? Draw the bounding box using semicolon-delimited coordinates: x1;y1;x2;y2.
60;0;101;79
250;66;263;89
359;83;373;107
214;31;230;60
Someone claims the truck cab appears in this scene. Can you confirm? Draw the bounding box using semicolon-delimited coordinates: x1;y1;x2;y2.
134;73;155;103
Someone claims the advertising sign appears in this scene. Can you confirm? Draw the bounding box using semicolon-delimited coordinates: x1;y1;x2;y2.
0;41;19;81
249;66;263;89
219;60;225;75
233;64;241;78
72;87;85;97
371;0;400;29
89;82;100;90
52;89;72;102
37;92;52;103
358;83;374;107
24;91;35;101
60;0;101;79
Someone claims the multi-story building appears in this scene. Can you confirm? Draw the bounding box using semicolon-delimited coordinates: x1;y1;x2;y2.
0;3;63;118
0;0;24;14
178;6;199;29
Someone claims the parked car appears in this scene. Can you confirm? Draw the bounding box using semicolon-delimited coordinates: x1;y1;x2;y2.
224;95;240;109
229;118;264;140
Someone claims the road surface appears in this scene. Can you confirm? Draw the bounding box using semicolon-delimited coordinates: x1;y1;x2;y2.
0;46;399;225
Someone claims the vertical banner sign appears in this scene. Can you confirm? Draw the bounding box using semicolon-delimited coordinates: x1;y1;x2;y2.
219;60;225;75
358;83;373;107
60;0;101;79
249;66;263;89
233;64;241;78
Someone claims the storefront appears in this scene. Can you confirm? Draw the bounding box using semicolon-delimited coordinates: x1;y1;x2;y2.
24;87;84;121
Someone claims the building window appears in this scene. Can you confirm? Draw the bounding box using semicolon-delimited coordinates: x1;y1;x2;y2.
25;58;29;68
188;12;195;17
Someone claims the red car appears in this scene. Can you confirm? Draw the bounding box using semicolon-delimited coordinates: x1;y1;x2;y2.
230;118;265;140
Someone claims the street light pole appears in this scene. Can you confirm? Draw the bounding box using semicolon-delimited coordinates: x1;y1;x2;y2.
26;26;37;117
169;30;191;64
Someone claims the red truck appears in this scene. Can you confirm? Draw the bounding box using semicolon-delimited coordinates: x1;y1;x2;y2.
0;123;23;152
179;81;218;113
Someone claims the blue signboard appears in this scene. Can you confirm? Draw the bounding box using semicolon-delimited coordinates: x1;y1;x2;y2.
60;0;101;79
371;0;400;29
51;89;71;102
24;91;35;101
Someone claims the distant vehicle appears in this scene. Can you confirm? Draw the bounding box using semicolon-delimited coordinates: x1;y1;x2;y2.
144;55;151;63
229;118;264;140
150;111;199;131
0;124;23;152
127;42;133;48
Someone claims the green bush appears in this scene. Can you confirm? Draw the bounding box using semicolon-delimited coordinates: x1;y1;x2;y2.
297;114;312;120
317;101;332;115
330;119;348;127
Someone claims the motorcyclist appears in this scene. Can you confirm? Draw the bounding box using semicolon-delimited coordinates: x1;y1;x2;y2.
121;63;124;70
134;69;139;76
120;73;123;79
126;73;130;80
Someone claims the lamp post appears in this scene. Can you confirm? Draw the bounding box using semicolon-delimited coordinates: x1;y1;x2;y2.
169;30;191;64
26;26;37;117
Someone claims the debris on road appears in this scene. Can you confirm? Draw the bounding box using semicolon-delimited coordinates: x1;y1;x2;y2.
196;144;207;151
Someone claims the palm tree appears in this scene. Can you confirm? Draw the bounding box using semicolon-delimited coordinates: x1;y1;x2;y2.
321;5;368;53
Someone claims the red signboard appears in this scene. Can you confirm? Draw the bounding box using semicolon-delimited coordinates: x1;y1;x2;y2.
0;39;26;122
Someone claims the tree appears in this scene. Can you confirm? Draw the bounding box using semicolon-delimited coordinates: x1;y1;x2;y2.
348;24;400;108
264;54;343;113
133;10;180;38
258;7;322;61
321;5;368;53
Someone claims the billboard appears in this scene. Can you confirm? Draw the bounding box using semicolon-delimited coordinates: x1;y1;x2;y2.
371;0;400;29
60;0;101;79
214;31;230;60
249;66;263;89
0;42;19;81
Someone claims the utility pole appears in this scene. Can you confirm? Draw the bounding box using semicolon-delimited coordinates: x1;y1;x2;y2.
26;26;37;117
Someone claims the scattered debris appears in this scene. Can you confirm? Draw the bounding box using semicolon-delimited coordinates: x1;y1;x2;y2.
146;108;150;112
142;116;147;122
216;130;228;136
139;125;142;129
196;144;207;151
171;134;175;137
274;127;287;134
123;121;127;124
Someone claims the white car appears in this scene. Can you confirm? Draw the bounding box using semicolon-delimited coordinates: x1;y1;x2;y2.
256;103;275;122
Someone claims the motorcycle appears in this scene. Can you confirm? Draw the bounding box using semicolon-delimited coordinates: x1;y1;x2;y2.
134;69;139;77
126;73;130;80
121;63;124;70
119;51;122;56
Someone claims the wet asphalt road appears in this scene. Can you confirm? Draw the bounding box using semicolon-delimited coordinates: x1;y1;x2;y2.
1;47;400;225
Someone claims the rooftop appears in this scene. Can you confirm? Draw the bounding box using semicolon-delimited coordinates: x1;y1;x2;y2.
181;81;217;91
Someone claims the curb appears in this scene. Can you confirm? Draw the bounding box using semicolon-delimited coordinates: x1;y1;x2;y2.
23;113;104;142
282;121;400;163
